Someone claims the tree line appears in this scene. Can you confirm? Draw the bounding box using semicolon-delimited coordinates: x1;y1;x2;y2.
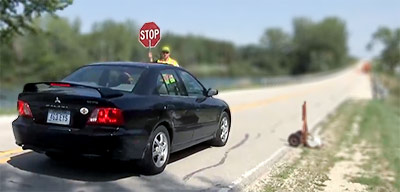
367;27;400;73
1;15;352;86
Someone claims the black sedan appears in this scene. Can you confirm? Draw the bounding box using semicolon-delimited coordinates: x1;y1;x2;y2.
12;62;231;174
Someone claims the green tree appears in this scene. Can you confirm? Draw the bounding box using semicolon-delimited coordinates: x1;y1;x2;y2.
0;0;73;41
161;33;236;72
84;20;142;62
259;28;293;75
367;27;400;72
292;17;348;74
0;16;88;85
260;28;291;51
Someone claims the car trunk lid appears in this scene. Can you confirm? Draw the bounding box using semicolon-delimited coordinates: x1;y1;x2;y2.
19;82;122;129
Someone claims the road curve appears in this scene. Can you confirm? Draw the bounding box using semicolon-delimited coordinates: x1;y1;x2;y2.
0;62;372;192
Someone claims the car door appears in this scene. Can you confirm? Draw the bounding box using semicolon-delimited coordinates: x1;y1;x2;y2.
176;69;220;140
157;70;199;146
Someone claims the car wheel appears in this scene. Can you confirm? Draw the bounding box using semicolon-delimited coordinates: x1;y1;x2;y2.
140;125;170;175
288;132;301;147
210;112;230;147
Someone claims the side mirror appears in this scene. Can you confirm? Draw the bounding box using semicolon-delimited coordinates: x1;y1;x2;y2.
206;88;218;97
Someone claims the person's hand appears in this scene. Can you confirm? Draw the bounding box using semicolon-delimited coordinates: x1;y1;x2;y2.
148;51;153;62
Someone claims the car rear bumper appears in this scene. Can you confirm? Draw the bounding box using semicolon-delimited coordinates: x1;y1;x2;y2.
12;117;149;160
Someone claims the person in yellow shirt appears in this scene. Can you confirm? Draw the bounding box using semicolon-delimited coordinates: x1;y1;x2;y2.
148;46;179;67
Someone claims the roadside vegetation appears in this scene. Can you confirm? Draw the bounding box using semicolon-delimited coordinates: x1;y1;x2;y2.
347;72;399;191
0;108;16;115
359;72;400;190
0;15;353;87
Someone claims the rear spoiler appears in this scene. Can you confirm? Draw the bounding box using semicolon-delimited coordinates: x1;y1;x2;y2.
23;82;123;98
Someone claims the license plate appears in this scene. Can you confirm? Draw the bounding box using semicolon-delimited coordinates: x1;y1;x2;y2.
47;109;71;125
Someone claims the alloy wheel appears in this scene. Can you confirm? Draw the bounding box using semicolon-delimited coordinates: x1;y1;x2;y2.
220;117;229;143
152;132;169;168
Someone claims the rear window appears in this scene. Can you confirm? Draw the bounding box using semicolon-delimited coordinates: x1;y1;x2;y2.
63;65;145;92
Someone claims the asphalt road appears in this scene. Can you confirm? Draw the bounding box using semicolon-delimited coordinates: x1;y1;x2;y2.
0;62;372;192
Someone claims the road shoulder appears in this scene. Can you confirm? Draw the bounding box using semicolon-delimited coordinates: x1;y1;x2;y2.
244;99;398;192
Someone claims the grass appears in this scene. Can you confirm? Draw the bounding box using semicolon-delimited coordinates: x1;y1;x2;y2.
351;176;384;191
262;185;275;192
0;107;17;115
351;73;400;191
273;165;295;180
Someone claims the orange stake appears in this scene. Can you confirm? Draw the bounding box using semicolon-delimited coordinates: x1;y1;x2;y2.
302;101;308;146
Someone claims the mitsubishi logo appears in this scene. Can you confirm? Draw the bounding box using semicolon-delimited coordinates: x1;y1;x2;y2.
80;107;89;115
55;97;61;104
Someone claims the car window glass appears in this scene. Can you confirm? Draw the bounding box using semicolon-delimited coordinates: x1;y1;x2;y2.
156;74;168;95
63;66;144;92
76;67;103;84
159;70;184;96
177;70;204;96
103;68;141;91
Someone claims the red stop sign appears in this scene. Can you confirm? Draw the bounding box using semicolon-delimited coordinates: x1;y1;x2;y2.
138;22;161;48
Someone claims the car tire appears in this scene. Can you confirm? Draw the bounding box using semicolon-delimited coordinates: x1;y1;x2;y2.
209;112;230;147
139;125;170;175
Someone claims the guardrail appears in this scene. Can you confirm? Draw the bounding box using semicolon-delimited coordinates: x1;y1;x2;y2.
371;74;389;100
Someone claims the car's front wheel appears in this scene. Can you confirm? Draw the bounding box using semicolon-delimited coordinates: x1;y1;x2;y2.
209;112;230;146
139;125;170;175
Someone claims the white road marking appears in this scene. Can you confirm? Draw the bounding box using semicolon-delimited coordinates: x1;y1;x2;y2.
229;146;287;188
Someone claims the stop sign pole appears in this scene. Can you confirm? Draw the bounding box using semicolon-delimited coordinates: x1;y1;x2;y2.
138;22;161;56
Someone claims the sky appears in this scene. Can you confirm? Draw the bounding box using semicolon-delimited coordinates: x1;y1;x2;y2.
57;0;400;59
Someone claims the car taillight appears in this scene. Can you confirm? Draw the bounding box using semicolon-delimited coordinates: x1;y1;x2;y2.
50;83;70;87
17;100;33;117
87;108;124;126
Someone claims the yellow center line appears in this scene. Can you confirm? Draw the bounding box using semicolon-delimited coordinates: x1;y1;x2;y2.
0;157;11;164
0;147;24;164
0;148;23;157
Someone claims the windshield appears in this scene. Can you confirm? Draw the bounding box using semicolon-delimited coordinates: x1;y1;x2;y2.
63;65;145;92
